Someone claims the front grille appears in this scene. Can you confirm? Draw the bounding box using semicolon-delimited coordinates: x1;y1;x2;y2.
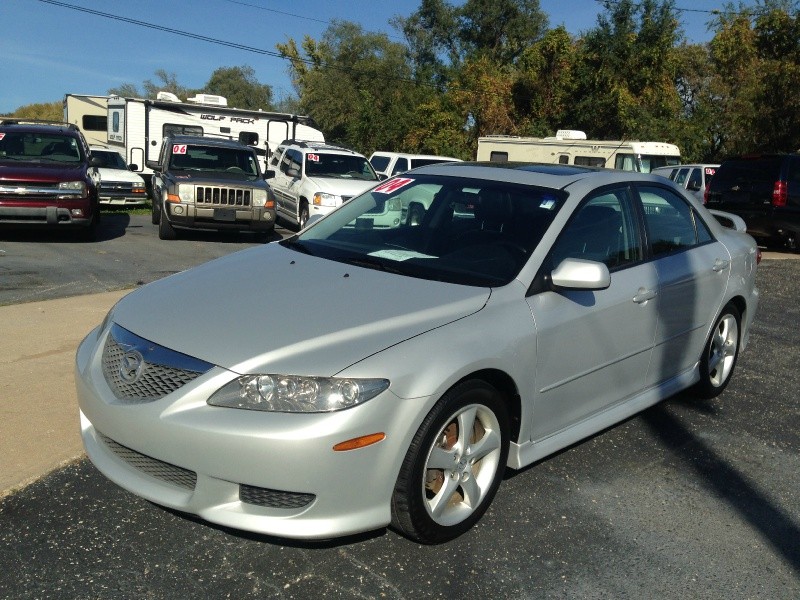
239;484;315;509
196;186;251;207
100;183;135;193
0;182;60;199
98;432;197;491
101;325;213;403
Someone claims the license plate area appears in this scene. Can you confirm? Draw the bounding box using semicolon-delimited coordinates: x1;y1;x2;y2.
214;208;236;222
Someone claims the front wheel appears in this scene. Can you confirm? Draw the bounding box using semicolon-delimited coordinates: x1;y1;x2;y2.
694;303;741;399
297;202;309;230
158;208;177;240
391;380;509;544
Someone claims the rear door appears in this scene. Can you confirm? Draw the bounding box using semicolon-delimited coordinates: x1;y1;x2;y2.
528;185;658;440
636;184;730;386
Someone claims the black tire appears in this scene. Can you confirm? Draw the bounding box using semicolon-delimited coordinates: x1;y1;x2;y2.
79;209;99;242
298;202;309;230
694;303;741;399
151;199;159;225
391;380;509;544
158;209;177;240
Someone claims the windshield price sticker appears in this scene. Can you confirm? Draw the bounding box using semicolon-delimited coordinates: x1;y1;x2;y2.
172;144;188;155
307;153;320;162
373;177;414;194
0;133;5;140
705;167;716;175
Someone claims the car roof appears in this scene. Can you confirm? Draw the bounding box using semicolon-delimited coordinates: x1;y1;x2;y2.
371;151;460;160
408;161;681;194
0;120;81;136
166;135;252;150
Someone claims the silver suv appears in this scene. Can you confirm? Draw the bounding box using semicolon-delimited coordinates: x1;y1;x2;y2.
266;141;380;229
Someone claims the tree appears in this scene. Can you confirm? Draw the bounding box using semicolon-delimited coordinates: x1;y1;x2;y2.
3;101;62;120
108;69;196;99
277;21;427;155
204;66;273;110
571;0;682;140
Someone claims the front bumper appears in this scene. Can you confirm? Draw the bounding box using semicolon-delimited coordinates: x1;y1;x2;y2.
166;203;275;232
0;204;93;227
75;326;423;540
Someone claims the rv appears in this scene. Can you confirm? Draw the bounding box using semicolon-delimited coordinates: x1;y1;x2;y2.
63;94;110;146
477;130;681;173
106;92;325;177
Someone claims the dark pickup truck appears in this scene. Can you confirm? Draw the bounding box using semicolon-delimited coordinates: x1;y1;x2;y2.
147;135;276;240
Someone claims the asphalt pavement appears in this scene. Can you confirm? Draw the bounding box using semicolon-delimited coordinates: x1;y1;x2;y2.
0;253;797;600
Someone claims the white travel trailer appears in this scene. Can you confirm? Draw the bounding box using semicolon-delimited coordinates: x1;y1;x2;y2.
106;92;325;176
477;130;681;173
63;94;110;146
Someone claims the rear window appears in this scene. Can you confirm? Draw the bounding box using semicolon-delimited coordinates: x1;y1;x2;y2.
714;158;784;185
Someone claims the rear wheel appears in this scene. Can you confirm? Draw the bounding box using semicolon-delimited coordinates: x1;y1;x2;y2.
391;380;509;544
694;303;740;399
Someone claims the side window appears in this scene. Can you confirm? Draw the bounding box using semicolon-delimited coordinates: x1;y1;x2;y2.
269;147;284;168
391;158;409;175
550;187;642;270
614;154;636;171
239;131;258;146
163;124;203;137
687;168;702;191
558;155;569;164
674;168;690;186
638;186;708;256
489;151;508;163
574;156;606;168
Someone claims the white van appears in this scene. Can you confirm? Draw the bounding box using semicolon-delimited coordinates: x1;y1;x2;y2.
652;164;719;202
369;151;461;178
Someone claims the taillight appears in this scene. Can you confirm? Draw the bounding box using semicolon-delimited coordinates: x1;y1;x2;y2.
703;185;710;204
772;181;787;207
756;248;762;265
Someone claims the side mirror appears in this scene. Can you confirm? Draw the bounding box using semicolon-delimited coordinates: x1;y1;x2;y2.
128;164;139;172
378;173;389;181
551;258;610;290
89;156;103;168
146;160;162;172
264;170;275;180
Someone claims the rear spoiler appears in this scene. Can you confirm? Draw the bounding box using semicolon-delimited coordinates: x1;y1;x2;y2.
709;209;747;232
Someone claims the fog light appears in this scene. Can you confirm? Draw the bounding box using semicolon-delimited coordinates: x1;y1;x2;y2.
174;205;184;215
70;209;84;217
264;212;273;221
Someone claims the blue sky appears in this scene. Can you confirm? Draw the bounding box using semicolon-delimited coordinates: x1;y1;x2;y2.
1;0;731;114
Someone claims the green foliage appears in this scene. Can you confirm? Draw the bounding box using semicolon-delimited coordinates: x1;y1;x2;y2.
205;66;273;110
4;101;62;120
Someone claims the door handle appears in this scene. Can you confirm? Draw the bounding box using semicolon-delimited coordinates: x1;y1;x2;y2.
712;258;730;272
633;288;657;304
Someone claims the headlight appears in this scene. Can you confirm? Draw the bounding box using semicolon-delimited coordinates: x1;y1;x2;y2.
252;188;268;207
313;192;342;208
177;184;194;203
207;375;390;413
58;181;87;198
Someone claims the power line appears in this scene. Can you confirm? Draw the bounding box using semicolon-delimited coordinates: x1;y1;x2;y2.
595;0;799;17
35;0;427;88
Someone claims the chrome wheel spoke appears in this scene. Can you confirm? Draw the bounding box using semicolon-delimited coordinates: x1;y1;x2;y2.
427;445;456;471
466;427;501;463
428;475;460;519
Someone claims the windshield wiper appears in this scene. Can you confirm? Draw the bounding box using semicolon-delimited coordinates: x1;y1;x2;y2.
339;256;406;275
280;238;315;256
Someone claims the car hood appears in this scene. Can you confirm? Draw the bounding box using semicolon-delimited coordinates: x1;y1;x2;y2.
304;176;377;197
110;243;490;376
0;162;87;183
96;167;144;184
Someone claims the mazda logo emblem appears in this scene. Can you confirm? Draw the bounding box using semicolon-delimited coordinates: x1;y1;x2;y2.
119;350;145;383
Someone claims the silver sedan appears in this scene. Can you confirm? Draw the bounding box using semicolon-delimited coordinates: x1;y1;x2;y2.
75;163;760;544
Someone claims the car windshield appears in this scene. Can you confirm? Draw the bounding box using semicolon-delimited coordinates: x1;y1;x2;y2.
93;150;127;169
169;145;260;179
283;174;566;287
0;132;84;164
305;153;378;181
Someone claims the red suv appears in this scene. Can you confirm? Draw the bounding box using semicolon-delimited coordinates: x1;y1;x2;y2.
0;120;101;240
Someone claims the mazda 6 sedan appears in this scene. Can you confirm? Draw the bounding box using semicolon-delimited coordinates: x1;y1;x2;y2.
76;163;760;544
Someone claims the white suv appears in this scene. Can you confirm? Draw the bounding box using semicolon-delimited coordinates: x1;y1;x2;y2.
90;145;148;206
369;151;461;178
266;141;382;229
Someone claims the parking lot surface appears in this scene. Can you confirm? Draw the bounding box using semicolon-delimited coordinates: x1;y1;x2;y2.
0;216;797;599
